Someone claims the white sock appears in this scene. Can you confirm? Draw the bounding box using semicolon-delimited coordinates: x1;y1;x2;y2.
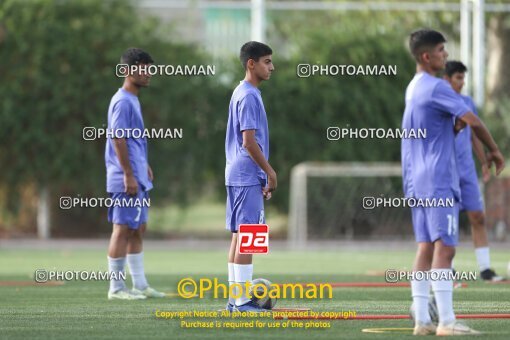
108;256;126;293
431;269;456;326
475;247;491;271
411;276;431;324
127;252;148;290
234;264;253;306
228;263;235;305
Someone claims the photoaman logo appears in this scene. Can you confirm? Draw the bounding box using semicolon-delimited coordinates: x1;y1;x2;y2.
176;278;333;300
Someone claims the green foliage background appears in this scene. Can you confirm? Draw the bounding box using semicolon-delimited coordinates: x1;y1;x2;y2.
1;0;504;235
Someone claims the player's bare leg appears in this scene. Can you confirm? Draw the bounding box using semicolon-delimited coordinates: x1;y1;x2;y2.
467;211;502;281
108;224;133;258
234;251;253;265
127;225;143;254
413;242;433;271
127;223;165;298
431;239;455;269
468;211;488;248
431;239;464;334
107;225;145;300
229;233;237;263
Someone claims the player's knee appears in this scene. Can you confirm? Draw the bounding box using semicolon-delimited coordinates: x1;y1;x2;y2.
126;228;139;239
418;243;434;253
447;248;455;261
437;246;455;262
417;243;434;261
139;224;147;234
470;212;485;229
126;228;143;243
112;226;130;239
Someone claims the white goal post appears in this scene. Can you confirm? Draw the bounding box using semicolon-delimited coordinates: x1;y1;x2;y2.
288;162;402;247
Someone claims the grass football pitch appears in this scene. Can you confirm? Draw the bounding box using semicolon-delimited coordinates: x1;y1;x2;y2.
1;246;509;339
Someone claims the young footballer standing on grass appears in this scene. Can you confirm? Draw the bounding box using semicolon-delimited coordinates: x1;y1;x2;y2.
443;61;503;282
402;30;504;335
225;41;276;312
105;48;165;300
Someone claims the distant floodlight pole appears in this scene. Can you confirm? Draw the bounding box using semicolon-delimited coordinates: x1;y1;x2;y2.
472;0;485;106
251;0;266;42
460;0;485;106
460;0;472;95
37;186;50;239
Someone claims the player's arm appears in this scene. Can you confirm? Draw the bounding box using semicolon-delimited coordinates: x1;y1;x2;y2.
471;133;491;182
147;164;153;182
112;138;138;195
242;129;277;194
453;117;466;134
110;100;138;195
459;112;505;175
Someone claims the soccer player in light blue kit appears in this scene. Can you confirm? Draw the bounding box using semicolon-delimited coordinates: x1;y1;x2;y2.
225;41;276;312
402;30;504;335
443;61;503;281
105;48;165;300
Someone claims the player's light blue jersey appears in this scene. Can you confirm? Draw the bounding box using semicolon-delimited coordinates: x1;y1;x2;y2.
401;72;471;200
105;88;152;193
455;95;478;178
225;80;269;186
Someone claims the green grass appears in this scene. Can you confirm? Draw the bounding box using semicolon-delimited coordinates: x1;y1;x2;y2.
1;248;509;339
149;201;287;238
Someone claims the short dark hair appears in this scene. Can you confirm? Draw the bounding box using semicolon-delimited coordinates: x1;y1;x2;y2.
120;48;154;66
445;61;467;77
239;41;272;69
409;29;446;62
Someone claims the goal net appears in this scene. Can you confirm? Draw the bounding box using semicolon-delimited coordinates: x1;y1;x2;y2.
288;162;413;246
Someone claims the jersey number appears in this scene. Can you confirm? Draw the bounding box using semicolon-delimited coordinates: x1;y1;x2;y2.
134;207;142;223
447;214;457;236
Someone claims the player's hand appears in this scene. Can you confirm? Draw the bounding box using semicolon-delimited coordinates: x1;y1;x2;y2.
263;169;277;198
124;173;139;196
148;165;154;182
486;149;505;176
454;117;466;134
481;163;491;183
263;191;272;200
